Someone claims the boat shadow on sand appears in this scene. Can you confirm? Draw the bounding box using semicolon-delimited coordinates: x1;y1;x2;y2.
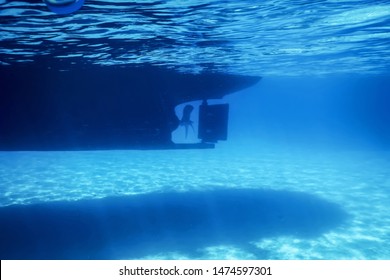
0;188;349;259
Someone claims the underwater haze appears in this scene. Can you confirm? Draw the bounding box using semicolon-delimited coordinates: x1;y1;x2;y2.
1;0;390;259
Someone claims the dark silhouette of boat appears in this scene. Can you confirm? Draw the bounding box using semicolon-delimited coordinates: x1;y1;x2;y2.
0;61;260;150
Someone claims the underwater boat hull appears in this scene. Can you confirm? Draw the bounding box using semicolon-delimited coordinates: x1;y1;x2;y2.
0;64;260;150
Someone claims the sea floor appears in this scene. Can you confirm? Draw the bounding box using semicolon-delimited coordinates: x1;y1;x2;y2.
0;146;389;259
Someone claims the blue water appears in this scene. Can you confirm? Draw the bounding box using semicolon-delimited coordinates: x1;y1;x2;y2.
1;0;389;75
1;1;390;259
